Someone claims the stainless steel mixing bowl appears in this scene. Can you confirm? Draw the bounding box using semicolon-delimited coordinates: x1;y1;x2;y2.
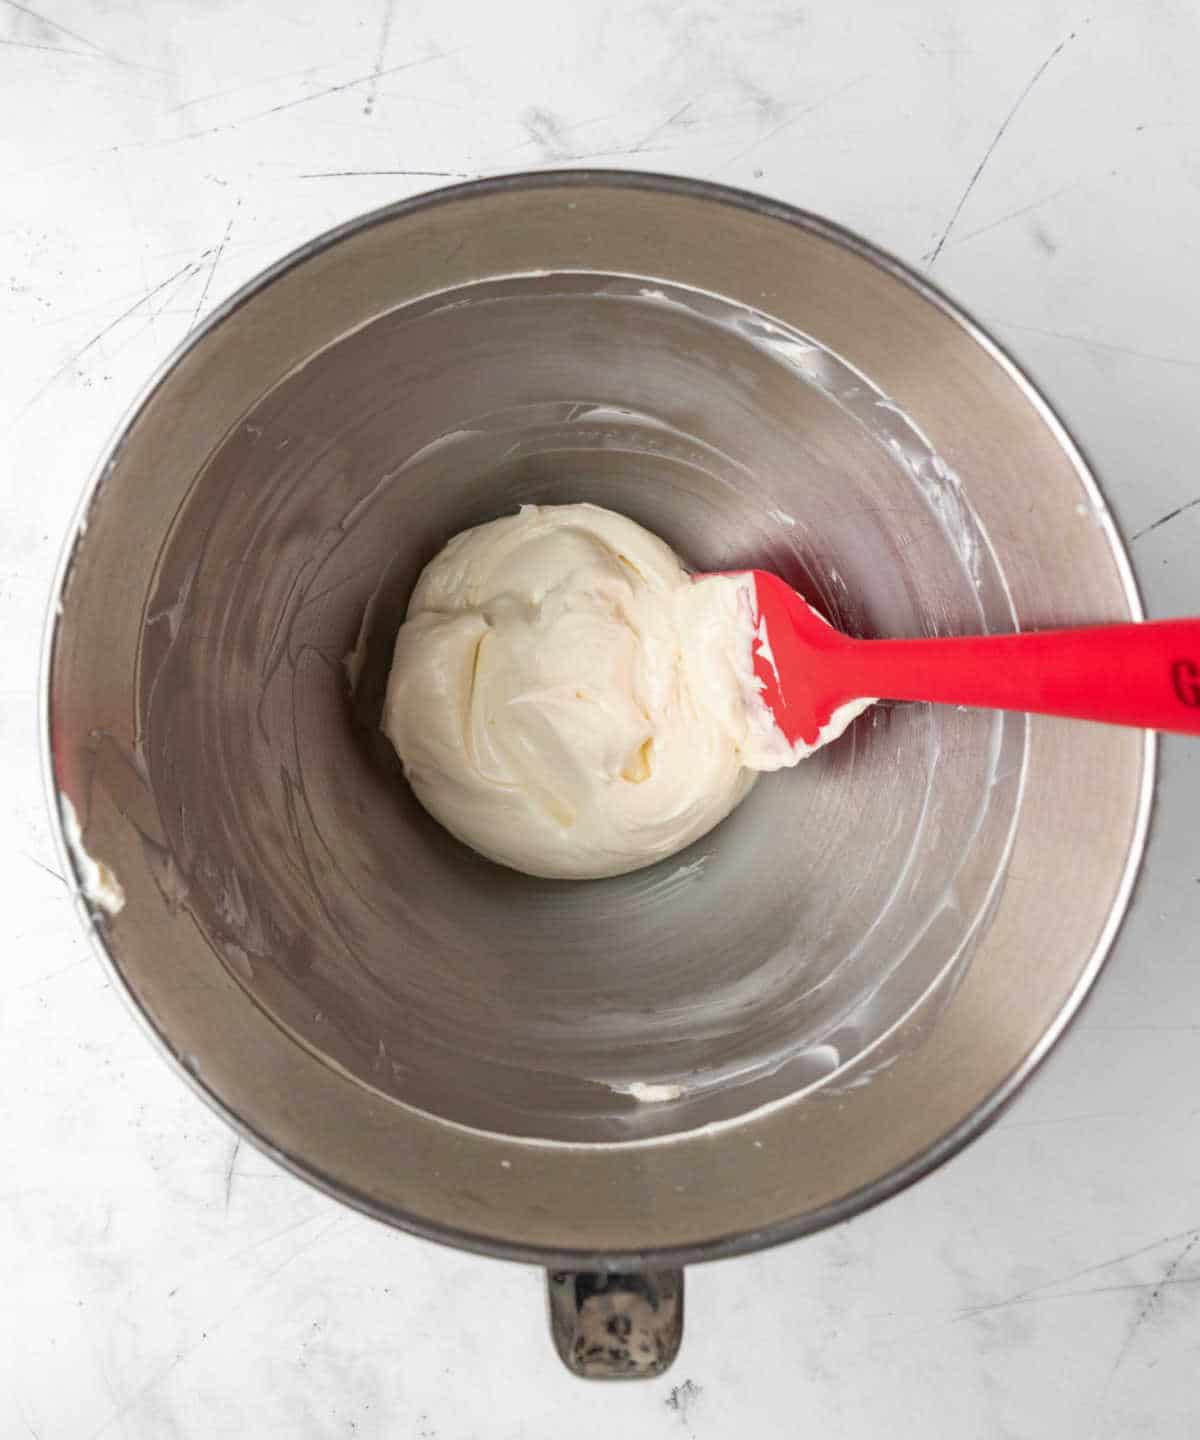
44;172;1152;1376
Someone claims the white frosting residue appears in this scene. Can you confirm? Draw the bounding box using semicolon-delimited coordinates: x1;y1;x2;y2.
60;793;125;916
382;503;868;879
612;1081;687;1104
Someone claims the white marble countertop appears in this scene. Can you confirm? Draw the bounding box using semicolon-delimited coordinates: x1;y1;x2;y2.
3;1;1199;1435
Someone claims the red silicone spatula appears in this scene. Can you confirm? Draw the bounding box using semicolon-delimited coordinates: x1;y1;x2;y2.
735;569;1200;751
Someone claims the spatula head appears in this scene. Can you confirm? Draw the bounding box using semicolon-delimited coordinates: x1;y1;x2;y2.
741;569;865;753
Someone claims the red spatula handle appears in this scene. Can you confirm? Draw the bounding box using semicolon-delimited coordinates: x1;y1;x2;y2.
840;620;1200;734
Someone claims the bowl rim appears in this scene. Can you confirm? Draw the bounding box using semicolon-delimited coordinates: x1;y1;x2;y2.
40;169;1156;1268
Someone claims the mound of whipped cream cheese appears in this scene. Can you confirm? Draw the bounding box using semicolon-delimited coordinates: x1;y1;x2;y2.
383;503;818;879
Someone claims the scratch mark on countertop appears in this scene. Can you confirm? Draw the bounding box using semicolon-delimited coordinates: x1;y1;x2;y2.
260;49;461;122
189;215;234;331
1130;496;1200;542
6;957;94;996
957;1273;1200;1323
957;1225;1200;1320
218;1212;329;1270
11;258;201;423
987;318;1200;372
84;1216;346;1439
944;185;1076;250
0;35;85;55
1102;1232;1200;1392
1;0;155;70
2;0;105;54
242;1218;347;1296
165;59;364;115
362;0;396;116
927;32;1076;267
223;1135;241;1211
727;74;869;164
22;851;65;884
297;168;470;179
108;50;465;159
636;99;694;148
